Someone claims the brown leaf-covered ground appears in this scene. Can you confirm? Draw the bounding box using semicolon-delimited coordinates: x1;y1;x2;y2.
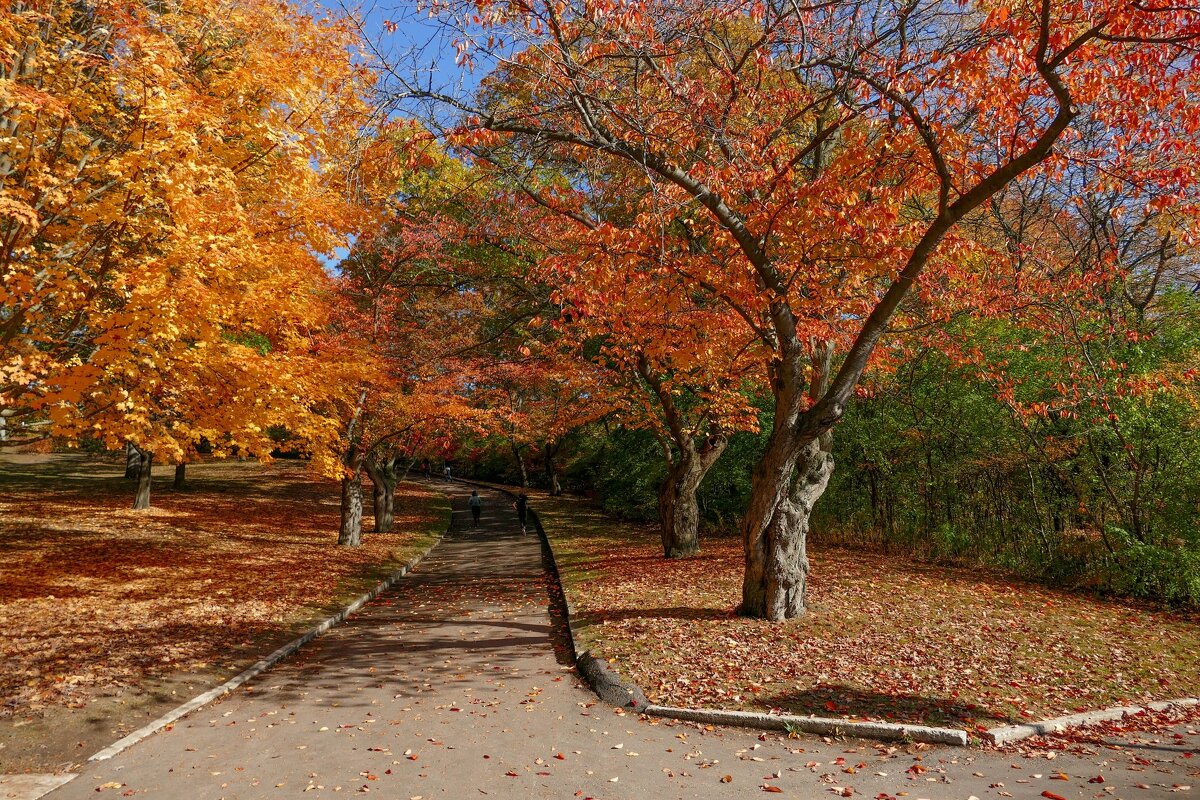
530;492;1200;732
0;454;449;720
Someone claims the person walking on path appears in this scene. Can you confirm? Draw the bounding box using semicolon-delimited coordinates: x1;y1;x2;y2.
468;490;483;527
513;492;529;535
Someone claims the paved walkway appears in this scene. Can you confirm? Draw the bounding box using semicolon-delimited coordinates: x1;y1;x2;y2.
48;485;1200;799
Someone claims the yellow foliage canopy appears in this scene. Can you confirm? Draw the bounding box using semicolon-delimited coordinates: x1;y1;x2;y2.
0;0;373;461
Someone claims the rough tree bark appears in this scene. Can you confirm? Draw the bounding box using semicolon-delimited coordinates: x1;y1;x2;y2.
737;341;836;620
338;391;369;547
739;436;833;619
635;355;728;558
124;442;141;479
132;447;153;510
658;435;727;558
365;455;398;533
173;463;187;490
338;469;364;546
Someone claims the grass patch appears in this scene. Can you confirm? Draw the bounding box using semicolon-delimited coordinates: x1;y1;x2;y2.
525;489;1200;731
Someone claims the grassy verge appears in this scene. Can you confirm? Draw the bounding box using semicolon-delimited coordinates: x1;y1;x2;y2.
0;454;449;770
519;487;1200;732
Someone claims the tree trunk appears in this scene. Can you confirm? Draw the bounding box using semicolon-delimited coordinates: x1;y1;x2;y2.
124;443;141;479
372;478;385;529
380;482;395;531
511;441;529;487
338;472;364;546
740;437;834;620
658;437;727;558
365;458;398;533
173;463;187;490
545;445;563;497
132;448;153;510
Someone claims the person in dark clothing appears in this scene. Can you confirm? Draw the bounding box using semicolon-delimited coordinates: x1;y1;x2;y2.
513;492;529;535
468;490;482;527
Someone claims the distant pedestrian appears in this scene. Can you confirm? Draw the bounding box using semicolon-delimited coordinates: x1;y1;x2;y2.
513;492;529;535
468;490;482;527
444;463;452;480
422;459;430;479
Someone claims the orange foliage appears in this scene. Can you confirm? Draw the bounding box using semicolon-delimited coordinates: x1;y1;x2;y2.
1;0;372;464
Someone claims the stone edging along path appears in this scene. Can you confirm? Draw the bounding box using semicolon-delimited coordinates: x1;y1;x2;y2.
453;477;1199;749
986;698;1200;746
87;510;451;764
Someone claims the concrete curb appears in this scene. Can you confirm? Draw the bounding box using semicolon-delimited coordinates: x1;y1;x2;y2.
534;507;649;713
987;697;1200;746
646;706;970;746
87;511;450;763
0;773;76;800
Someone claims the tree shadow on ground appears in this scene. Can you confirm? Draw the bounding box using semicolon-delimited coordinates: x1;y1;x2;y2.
761;683;1015;728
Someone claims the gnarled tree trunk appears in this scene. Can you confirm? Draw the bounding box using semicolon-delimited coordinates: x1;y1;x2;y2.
738;342;838;620
132;447;153;510
739;437;834;620
659;435;727;558
338;471;364;546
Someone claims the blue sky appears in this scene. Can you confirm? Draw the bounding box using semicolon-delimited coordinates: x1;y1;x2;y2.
337;0;484;105
318;1;481;270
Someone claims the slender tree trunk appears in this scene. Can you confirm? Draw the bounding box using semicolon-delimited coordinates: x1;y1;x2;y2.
338;472;364;546
380;480;395;531
511;441;529;487
544;444;563;497
133;448;153;510
173;463;187;490
125;443;141;479
658;437;727;558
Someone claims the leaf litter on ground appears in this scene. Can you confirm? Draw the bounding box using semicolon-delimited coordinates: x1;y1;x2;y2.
524;490;1200;729
0;457;446;718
